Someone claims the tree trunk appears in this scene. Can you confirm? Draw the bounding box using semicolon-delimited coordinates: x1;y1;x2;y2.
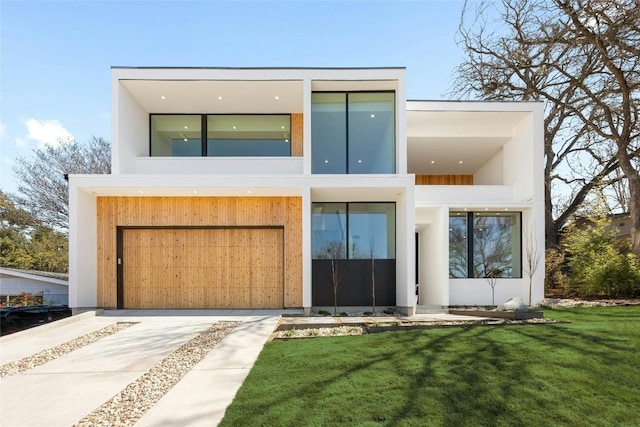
619;160;640;259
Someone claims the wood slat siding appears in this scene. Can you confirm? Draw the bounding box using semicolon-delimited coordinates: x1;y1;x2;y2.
97;196;302;308
291;113;303;157
415;175;474;185
122;228;284;309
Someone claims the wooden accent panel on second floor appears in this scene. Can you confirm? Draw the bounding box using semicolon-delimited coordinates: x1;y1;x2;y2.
415;175;474;185
291;114;303;157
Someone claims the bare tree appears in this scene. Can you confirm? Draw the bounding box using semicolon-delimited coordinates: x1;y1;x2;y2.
525;227;543;306
453;0;640;257
13;137;110;233
325;241;345;315
369;244;376;314
486;272;500;306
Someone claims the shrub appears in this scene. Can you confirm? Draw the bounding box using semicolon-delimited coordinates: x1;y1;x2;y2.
563;217;640;298
544;248;570;290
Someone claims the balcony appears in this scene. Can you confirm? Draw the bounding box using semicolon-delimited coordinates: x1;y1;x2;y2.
134;156;304;175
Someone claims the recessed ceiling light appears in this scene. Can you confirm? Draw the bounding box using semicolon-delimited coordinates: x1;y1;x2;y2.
463;208;468;211
160;96;166;100
183;138;188;142
484;208;489;211
430;160;435;164
217;96;223;100
324;160;329;164
285;139;289;142
138;190;144;194
281;126;285;130
247;190;252;194
232;126;237;130
193;190;198;194
459;160;463;164
504;208;509;211
370;114;375;118
274;95;279;100
357;159;362;163
184;126;188;129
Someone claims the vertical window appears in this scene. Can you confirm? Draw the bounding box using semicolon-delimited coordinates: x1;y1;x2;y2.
450;212;522;278
348;92;395;174
151;115;202;157
311;92;395;174
347;203;396;259
312;203;347;259
449;213;468;278
311;93;347;173
473;212;521;278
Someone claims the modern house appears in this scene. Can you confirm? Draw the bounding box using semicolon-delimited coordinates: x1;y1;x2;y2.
68;67;545;315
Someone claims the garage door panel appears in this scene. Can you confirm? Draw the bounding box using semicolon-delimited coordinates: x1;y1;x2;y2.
123;228;283;309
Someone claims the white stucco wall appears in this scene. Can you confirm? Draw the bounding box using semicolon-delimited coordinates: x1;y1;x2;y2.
68;186;98;309
113;79;148;174
416;207;449;306
474;149;503;185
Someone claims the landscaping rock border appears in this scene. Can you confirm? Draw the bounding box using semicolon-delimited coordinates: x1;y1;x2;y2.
74;321;239;427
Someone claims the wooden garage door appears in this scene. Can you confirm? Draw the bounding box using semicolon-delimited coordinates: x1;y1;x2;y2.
122;228;283;309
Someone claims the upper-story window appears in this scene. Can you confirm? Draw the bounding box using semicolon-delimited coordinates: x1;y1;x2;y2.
312;92;395;174
150;114;291;157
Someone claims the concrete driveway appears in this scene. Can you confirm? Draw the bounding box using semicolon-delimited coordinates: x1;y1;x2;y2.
0;310;285;427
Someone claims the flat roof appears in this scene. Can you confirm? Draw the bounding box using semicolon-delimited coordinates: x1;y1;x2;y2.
111;66;406;70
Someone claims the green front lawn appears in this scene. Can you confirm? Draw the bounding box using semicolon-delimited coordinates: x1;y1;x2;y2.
220;307;640;426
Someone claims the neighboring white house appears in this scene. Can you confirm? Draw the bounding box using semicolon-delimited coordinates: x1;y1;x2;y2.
68;67;545;315
0;268;69;305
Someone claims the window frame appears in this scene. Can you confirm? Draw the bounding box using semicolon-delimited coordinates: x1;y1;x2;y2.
311;90;396;174
312;202;396;260
449;211;523;279
149;113;292;157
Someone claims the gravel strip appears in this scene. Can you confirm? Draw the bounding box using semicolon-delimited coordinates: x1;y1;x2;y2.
276;325;366;339
74;321;239;427
0;322;137;377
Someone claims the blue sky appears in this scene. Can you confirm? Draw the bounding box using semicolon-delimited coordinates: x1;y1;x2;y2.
0;0;468;194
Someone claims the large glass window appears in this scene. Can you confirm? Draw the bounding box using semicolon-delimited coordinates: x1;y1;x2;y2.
312;202;395;260
449;211;522;278
312;203;347;259
311;92;395;174
150;114;290;157
348;203;396;259
311;93;347;174
207;115;290;156
348;93;395;174
151;115;202;157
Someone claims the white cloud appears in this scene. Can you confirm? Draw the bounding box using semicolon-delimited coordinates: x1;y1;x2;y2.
23;119;74;147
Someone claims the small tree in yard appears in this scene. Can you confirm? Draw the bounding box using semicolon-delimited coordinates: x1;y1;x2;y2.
525;227;543;306
485;270;500;307
370;245;376;314
326;242;344;315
